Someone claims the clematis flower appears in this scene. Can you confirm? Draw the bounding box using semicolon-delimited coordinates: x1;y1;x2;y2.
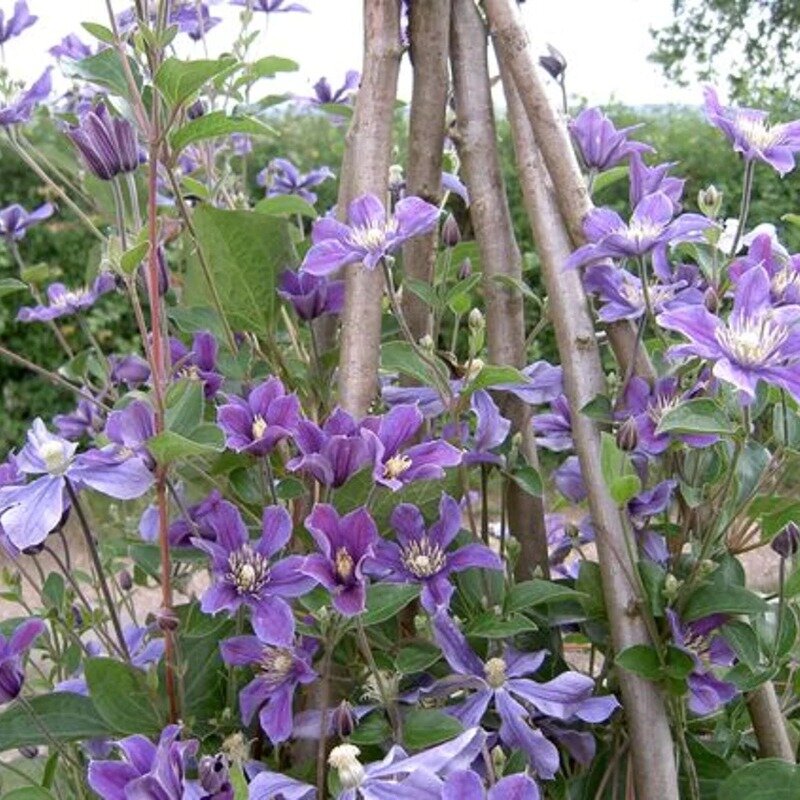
0;419;153;550
139;488;237;546
109;353;151;387
658;265;800;403
429;611;618;778
666;609;736;716
258;158;334;205
532;395;573;452
49;33;91;60
104;400;155;467
301;193;440;276
217;377;301;457
628;152;685;212
248;728;487;800
729;232;800;305
0;1;36;45
445;390;511;466
0;618;45;703
569;107;653;172
308;70;360;105
192;504;313;635
0;202;54;241
170;331;223;398
704;86;800;175
0;68;51;126
220;617;317;744
17;273;116;323
278;269;345;321
54;399;105;441
495;360;564;406
553;455;586;503
169;2;220;40
566;192;713;270
230;0;310;12
368;494;502;612
443;770;541;800
547;513;594;580
67;103;140;181
301;504;378;616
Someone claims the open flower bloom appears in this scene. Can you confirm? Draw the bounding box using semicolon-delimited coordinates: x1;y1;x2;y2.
169;331;223;398
0;1;36;45
258;158;334;205
220;617;317;744
0;202;53;241
628;152;685;212
704;86;800;175
443;770;541;800
54;398;105;441
658;265;800;404
308;70;361;105
217;377;301;456
532;394;573;452
301;193;439;275
248;727;487;800
278;269;345;321
430;611;618;778
0;68;51;126
729;232;800;305
17;272;116;323
169;2;220;40
0;419;153;550
0;618;44;703
367;494;502;612
301;504;378;616
445;390;511;466
565;192;713;269
104;400;156;468
109;353;151;387
192;504;313;633
49;33;91;60
569;107;653;172
230;0;310;12
67;103;140;181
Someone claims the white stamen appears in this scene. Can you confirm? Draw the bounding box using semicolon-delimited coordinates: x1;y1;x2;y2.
383;454;412;480
715;313;789;366
227;544;270;595
401;537;446;578
484;657;507;689
328;744;366;789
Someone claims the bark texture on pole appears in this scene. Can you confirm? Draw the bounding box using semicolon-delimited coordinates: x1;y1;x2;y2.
401;0;451;343
337;0;403;417
483;0;653;382
501;73;680;800
450;0;549;577
746;683;795;761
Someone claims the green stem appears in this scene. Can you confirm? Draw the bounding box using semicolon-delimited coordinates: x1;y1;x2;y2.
729;159;755;259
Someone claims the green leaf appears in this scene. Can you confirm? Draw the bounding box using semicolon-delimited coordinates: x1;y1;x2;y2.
164;379;205;437
84;657;164;735
396;642;442;674
119;241;149;276
255;195;318;219
186;205;295;337
580;394;614;423
155;57;237;107
506;579;584;613
468;365;528;393
664;645;694;679
234;55;299;88
332;468;374;514
610;473;642;505
467;612;537;638
781;213;800;230
656;398;735;436
0;693;113;751
2;788;56;800
148;426;224;464
380;340;447;388
721;620;761;668
616;644;662;679
683;583;767;621
508;465;543;498
0;278;27;298
717;760;800;800
592;165;629;194
402;709;462;750
403;278;440;309
81;21;115;45
171;112;275;153
600;432;639;504
350;712;391;745
65;48;140;97
361;584;420;627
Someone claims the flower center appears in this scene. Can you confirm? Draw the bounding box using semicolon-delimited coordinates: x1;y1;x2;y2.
383;454;412;480
401;537;446;578
715;314;789;366
737;115;781;151
626;219;664;246
39;440;71;474
251;415;268;440
771;266;800;299
260;645;294;683
328;744;365;789
647;393;681;425
347;219;397;252
227;544;270;595
53;288;89;308
484;657;507;689
334;547;355;581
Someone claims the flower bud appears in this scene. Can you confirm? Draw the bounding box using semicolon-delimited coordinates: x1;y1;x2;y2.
118;569;133;591
155;606;179;632
616;416;639;452
663;573;680;601
388;164;405;201
199;754;231;794
698;559;717;578
418;334;435;353
441;213;461;248
457;257;472;279
704;286;720;313
18;746;39;759
468;308;485;331
187;100;206;120
772;522;800;559
539;43;567;81
332;700;356;739
697;185;722;219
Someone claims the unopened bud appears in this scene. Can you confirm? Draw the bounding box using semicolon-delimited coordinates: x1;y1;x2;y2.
332;700;356;739
187;100;206;120
388;164;405;199
772;522;800;559
464;358;484;381
155;607;179;632
539;43;567;81
468;308;484;331
663;573;680;601
19;746;39;759
704;286;721;313
491;745;507;774
698;559;717;578
698;185;722;219
419;334;435;353
441;213;461;248
118;569;133;591
616;416;639;452
458;257;472;279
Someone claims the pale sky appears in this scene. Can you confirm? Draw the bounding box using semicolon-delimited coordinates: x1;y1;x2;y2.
2;0;699;108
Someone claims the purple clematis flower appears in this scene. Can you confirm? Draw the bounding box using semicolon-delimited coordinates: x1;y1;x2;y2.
0;618;45;703
704;86;800;175
566;192;713;270
217;377;301;457
258;158;334;205
105;400;156;468
192;504;313;635
67;103;140;181
445;390;511;466
278;269;345;321
658;265;800;403
430;611;618;778
628;152;685;212
666;609;737;716
0;419;153;550
220;617;317;744
17;272;115;323
249;728;487;800
0;202;54;241
583;262;704;322
54;399;105;441
443;770;541;800
301;193;440;276
230;0;310;12
109;353;151;387
170;2;220;40
532;395;573;452
569;107;654;172
309;70;360;105
553;456;586;504
547;514;594;581
729;232;800;305
49;33;91;60
170;331;223;398
496;360;564;406
367;494;502;612
0;68;51;126
301;504;378;616
0;1;36;45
